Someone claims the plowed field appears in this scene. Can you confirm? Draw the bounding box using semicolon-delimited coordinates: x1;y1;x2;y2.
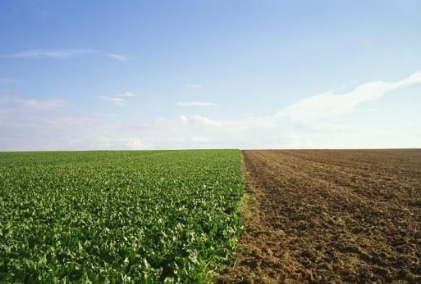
218;150;421;284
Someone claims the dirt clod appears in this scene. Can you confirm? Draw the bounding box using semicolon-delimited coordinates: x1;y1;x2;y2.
217;150;421;284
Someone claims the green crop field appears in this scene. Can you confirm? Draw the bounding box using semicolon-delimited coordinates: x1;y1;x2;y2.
0;150;244;283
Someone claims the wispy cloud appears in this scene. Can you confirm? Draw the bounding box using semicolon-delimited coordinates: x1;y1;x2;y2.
0;49;95;59
98;92;137;106
0;49;129;61
105;53;129;61
98;96;125;106
180;115;221;127
185;84;202;89
176;101;217;107
1;70;420;150
277;70;421;123
120;92;136;97
0;96;66;111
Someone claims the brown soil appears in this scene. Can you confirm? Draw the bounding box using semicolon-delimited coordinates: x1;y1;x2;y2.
217;150;421;284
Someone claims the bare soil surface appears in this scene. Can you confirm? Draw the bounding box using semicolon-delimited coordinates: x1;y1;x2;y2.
217;150;421;284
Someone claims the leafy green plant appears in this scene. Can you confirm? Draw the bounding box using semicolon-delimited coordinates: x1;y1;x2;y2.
0;150;244;283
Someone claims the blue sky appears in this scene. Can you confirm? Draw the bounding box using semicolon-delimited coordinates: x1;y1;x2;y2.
0;0;420;150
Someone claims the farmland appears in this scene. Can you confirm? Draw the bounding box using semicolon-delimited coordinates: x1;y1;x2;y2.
219;150;421;283
0;150;244;283
2;149;421;284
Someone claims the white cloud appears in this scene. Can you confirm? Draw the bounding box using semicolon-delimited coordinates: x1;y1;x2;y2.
99;139;150;150
104;53;128;61
180;115;221;127
98;92;137;106
0;96;66;111
120;92;136;97
277;70;421;123
1;70;420;150
176;101;217;107
0;49;128;61
0;49;95;59
0;96;151;151
98;96;125;106
185;84;202;89
192;137;208;143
